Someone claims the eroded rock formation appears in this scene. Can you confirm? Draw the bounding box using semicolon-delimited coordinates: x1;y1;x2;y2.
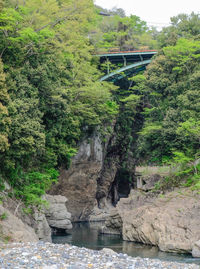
192;241;200;258
103;188;200;254
0;192;72;243
101;208;122;235
49;131;124;221
0;204;38;243
34;211;51;242
49;135;102;221
44;194;72;232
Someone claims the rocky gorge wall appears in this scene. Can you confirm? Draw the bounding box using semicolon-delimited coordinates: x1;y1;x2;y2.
49;128;132;222
49;134;104;221
102;188;200;257
0;193;72;243
45;127;200;258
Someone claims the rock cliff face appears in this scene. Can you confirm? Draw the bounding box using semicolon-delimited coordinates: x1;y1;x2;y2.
0;193;72;243
103;188;200;255
122;190;200;254
49;126;134;222
101;208;122;235
49;134;105;221
0;204;38;243
192;241;200;258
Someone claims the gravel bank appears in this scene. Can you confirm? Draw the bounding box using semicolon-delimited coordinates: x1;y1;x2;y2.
0;242;199;269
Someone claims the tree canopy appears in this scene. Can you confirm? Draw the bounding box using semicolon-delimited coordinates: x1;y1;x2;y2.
0;0;199;203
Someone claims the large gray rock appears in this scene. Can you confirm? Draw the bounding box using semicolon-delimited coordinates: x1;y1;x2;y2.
34;211;52;242
119;189;200;253
44;194;72;231
49;134;104;221
101;209;122;235
102;188;200;254
89;200;114;222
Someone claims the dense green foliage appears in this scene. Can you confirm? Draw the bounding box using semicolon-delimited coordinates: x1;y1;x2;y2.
135;38;200;164
0;0;118;204
91;6;158;51
0;0;199;205
95;10;200;189
126;13;200;187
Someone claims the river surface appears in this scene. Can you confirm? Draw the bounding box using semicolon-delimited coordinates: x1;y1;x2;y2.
52;222;200;265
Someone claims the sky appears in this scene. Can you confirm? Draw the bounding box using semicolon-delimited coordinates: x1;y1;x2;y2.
94;0;200;29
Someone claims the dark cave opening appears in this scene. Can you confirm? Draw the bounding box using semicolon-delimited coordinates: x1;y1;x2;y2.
110;168;132;206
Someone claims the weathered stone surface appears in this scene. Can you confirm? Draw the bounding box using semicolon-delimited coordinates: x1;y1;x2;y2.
44;194;72;231
89;207;110;222
73;135;103;164
136;174;161;191
89;199;114;222
101;209;122;235
117;189;157;212
119;189;200;253
101;188;200;254
0;205;38;243
101;248;117;255
96;157;119;209
47;219;72;229
45;195;68;204
50;163;99;222
101;226;121;235
49;135;104;221
34;212;52;242
192;241;200;258
1;193;52;242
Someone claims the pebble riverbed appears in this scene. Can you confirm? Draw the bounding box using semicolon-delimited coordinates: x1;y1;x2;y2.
0;242;199;269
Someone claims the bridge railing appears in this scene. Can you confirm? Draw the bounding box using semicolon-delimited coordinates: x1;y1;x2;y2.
95;47;157;55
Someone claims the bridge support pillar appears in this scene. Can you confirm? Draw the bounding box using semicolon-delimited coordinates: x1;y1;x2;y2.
106;57;110;74
139;54;143;61
122;56;127;67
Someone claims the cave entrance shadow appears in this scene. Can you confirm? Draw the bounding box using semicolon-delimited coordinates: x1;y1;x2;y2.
110;168;132;206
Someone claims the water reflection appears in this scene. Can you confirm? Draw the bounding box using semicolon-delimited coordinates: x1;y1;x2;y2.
52;222;200;265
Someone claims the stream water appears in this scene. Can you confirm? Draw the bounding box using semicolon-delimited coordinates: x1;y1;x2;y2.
52;222;200;265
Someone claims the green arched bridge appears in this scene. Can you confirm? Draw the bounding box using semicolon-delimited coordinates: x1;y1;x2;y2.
97;50;157;82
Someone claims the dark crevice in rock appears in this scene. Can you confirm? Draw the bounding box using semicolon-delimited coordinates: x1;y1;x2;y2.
109;168;132;206
51;227;71;236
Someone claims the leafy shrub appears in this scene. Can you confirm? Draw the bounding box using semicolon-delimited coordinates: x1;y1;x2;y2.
0;212;7;220
13;168;59;207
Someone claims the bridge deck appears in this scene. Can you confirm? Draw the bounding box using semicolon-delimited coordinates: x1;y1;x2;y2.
96;49;157;82
97;49;157;57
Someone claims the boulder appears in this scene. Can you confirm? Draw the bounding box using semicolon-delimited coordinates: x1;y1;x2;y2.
44;194;72;231
101;248;117;255
34;211;52;242
119;189;200;253
102;189;200;254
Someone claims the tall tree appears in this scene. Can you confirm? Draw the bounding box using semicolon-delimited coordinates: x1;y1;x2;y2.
135;38;200;163
0;59;10;153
